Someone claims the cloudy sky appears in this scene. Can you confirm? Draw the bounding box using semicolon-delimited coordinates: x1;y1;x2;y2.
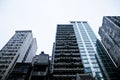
0;0;120;55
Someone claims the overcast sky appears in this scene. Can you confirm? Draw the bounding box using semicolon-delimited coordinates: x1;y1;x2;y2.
0;0;120;55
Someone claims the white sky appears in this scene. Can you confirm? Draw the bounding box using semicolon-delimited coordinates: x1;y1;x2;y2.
0;0;120;55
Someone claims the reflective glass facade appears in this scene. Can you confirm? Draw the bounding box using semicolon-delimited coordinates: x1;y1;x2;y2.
71;21;104;80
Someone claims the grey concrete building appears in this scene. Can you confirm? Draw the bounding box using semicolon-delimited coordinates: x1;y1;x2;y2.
99;16;120;68
0;30;37;80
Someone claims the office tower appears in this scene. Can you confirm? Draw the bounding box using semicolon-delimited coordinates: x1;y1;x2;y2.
30;51;49;80
99;16;120;68
51;24;94;80
71;21;104;80
0;30;37;80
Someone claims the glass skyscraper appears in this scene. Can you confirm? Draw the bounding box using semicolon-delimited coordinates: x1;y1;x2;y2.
71;21;104;80
0;30;37;80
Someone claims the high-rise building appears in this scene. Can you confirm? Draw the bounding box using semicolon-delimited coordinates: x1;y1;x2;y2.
51;24;94;80
0;30;37;80
1;17;120;80
98;16;120;80
99;16;120;68
71;21;105;80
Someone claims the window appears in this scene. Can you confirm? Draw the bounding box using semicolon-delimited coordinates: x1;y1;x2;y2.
93;63;99;67
71;21;75;23
91;60;97;63
82;56;87;59
90;55;95;58
87;48;94;50
96;72;103;77
83;60;89;63
85;67;92;73
86;44;92;47
80;48;85;50
81;53;87;56
81;52;86;55
80;50;86;53
94;68;100;72
84;63;90;67
79;43;83;45
79;45;84;47
88;51;95;53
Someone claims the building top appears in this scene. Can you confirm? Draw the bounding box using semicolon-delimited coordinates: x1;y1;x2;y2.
34;51;49;65
15;30;32;33
70;21;87;23
105;16;120;28
57;24;73;26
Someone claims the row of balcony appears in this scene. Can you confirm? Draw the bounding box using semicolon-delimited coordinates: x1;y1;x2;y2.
54;57;81;60
54;59;81;63
54;62;82;65
53;68;84;71
32;71;46;76
55;49;79;53
0;56;14;60
55;46;79;49
55;54;80;57
0;53;16;57
54;63;83;68
0;49;18;53
56;43;78;46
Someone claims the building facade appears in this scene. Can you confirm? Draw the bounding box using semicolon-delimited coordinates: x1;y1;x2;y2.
95;39;119;80
51;24;94;80
99;16;120;68
0;30;37;80
98;16;120;80
71;21;105;80
7;63;32;80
